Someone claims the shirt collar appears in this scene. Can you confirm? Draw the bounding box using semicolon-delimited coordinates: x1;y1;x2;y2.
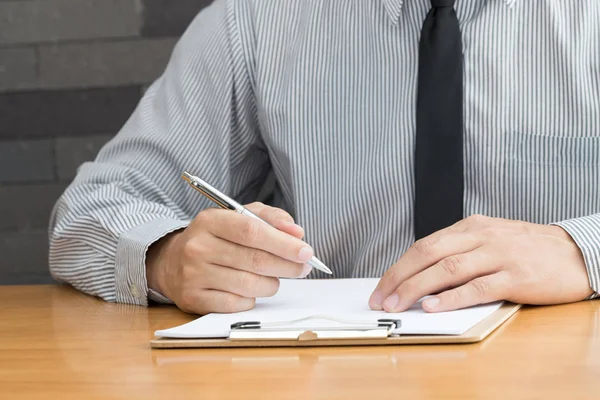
382;0;519;24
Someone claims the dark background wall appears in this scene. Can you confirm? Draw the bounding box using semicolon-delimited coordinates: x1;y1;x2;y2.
0;0;212;284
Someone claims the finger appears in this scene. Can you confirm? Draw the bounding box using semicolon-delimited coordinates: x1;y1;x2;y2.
381;246;498;312
206;237;312;278
369;227;485;309
201;263;281;299
246;202;305;239
179;289;256;315
206;209;315;264
421;271;511;313
273;219;305;239
245;202;294;224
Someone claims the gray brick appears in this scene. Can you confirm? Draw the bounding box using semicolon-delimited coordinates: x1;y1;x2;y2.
0;86;141;139
0;0;141;45
0;183;68;232
0;231;54;285
0;48;36;92
0;140;55;183
38;38;177;89
142;0;212;37
55;135;113;181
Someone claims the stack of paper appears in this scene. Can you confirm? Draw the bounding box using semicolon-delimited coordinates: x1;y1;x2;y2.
154;278;503;339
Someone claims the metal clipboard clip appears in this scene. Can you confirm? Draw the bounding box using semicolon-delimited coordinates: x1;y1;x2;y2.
229;316;401;341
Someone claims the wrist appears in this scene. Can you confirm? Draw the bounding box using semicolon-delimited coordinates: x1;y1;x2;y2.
146;230;183;298
547;224;573;242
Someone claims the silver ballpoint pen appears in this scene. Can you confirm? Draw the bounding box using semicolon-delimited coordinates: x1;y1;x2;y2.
181;171;332;275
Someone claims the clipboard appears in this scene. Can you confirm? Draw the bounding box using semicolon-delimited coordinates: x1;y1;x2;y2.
150;302;520;349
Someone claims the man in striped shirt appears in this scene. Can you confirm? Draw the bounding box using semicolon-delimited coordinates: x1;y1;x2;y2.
49;0;599;314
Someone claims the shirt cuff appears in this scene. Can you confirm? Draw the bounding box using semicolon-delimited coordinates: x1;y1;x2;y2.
552;213;600;299
114;218;189;306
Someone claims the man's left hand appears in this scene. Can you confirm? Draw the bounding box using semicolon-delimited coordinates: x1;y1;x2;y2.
369;215;594;313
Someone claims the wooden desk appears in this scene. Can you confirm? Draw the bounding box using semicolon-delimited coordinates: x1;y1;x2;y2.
1;285;598;400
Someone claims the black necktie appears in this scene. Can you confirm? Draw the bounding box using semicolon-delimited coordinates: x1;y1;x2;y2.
414;0;463;240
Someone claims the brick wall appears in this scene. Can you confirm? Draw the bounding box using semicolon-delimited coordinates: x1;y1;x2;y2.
0;0;212;284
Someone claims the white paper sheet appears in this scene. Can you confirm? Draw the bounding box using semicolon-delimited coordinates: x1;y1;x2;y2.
154;278;503;338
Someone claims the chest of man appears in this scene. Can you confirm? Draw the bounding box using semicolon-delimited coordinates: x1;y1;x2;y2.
243;1;600;276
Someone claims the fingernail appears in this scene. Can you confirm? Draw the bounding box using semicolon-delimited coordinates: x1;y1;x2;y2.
383;294;399;311
424;297;440;310
370;290;384;309
297;247;313;262
300;264;312;278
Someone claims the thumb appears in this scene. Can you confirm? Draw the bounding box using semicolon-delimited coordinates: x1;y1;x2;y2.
244;202;305;239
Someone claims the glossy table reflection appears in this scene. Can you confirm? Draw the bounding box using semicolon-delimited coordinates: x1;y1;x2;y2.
1;285;598;399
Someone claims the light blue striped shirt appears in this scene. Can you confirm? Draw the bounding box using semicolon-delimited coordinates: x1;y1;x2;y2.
49;0;600;305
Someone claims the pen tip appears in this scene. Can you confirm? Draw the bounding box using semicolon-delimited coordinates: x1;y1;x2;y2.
311;258;333;275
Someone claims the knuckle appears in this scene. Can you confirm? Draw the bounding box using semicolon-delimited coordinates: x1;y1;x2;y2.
383;268;401;285
439;256;461;276
240;220;261;243
181;239;205;260
399;279;417;295
250;250;268;275
197;207;216;223
194;210;207;225
246;202;265;214
445;288;461;304
466;214;489;226
258;205;293;225
517;223;531;235
450;218;469;233
239;272;260;293
412;237;437;258
275;210;293;223
480;226;498;238
469;278;490;297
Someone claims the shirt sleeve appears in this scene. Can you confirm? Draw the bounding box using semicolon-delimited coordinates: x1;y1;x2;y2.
553;214;600;300
48;0;269;306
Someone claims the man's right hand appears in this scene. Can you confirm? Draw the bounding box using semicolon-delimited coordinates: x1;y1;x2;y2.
146;202;313;314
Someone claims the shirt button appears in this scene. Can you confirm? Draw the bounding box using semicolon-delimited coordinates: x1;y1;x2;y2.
130;284;140;299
